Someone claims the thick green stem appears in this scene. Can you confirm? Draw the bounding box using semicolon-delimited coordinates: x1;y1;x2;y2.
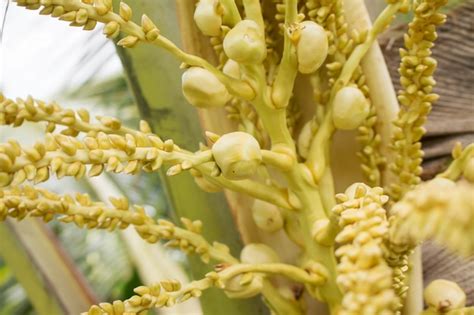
220;0;241;26
241;52;343;310
271;0;299;109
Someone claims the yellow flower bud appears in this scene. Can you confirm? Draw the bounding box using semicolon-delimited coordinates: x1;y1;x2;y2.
103;21;120;38
119;1;132;21
223;20;266;64
240;243;280;264
251;199;283;233
296;21;328;74
463;157;474;183
211;132;262;180
117;35;139;48
424;279;466;312
332;86;370;130
181;67;230;108
194;0;222;37
141;14;157;34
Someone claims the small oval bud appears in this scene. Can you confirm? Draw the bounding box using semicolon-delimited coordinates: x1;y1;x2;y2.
251;200;283;232
194;0;222;37
332;86;370;130
211;132;262;180
297;21;328;74
223;20;266;64
182;67;230;108
119;1;132;21
240;243;280;264
424;279;466;312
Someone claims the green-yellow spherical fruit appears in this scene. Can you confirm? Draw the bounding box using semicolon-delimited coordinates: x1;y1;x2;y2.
240;243;280;264
223;20;266;64
182;67;230;108
194;0;222;37
297;21;328;74
424;279;466;312
211;132;262;180
251;200;284;233
332;86;370;130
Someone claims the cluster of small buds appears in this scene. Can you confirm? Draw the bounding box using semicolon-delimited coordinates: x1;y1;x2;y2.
15;0;99;31
384;241;415;315
383;241;412;313
352;65;386;187
303;0;384;186
197;4;268;146
224;98;269;148
0;130;212;187
0;185;236;265
389;178;474;257
0;185;146;229
332;183;398;315
85;254;328;315
356;104;385;187
84;278;207;315
209;31;230;67
161;220;233;265
387;0;448;201
13;0;160;48
0;95;220;187
0;94;152;137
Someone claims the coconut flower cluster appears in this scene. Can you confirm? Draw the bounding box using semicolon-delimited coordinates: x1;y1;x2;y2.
332;184;397;314
4;0;474;314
